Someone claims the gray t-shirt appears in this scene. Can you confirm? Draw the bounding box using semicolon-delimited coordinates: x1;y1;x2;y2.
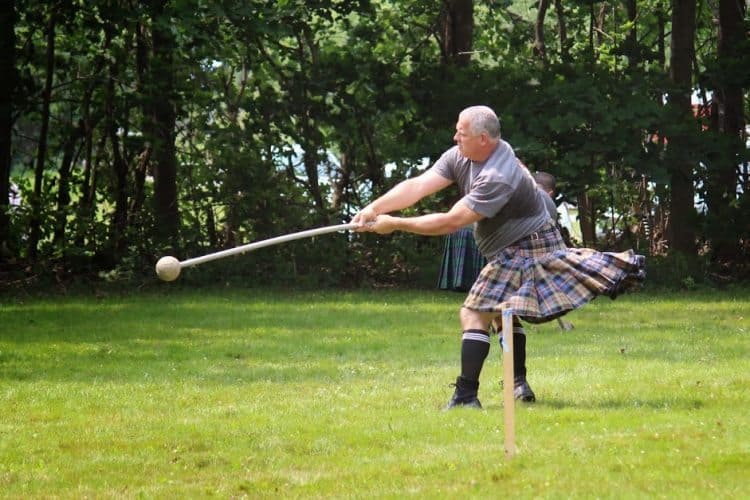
431;141;550;258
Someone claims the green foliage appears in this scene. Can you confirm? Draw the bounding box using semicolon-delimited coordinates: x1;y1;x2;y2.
645;252;713;289
3;0;748;285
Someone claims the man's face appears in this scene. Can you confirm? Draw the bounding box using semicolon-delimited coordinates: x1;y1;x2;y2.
453;117;484;161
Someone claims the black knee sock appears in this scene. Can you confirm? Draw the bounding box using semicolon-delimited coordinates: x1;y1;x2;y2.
513;330;527;379
461;329;490;382
499;320;527;380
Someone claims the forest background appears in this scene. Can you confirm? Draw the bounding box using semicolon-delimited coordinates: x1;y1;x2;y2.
0;0;747;290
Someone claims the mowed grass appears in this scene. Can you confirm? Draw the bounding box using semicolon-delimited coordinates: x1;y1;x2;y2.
0;287;748;498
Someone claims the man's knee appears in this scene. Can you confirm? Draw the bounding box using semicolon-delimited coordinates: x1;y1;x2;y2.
459;307;494;331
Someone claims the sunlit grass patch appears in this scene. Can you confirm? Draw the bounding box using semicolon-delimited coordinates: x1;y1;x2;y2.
1;288;748;497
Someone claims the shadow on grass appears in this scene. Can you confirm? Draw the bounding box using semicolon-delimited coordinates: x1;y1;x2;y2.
531;396;705;410
0;290;457;384
2;288;747;387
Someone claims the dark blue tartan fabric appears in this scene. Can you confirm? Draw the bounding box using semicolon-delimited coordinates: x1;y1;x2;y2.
463;221;646;323
438;227;486;292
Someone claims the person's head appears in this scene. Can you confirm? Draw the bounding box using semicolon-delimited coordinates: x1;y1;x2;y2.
454;106;501;162
533;171;556;196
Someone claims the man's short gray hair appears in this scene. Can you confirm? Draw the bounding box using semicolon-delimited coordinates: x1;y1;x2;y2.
459;105;501;139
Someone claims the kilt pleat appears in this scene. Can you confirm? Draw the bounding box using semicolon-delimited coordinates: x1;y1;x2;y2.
463;222;646;323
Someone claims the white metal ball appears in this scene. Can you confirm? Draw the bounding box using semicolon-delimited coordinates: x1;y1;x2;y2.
155;256;181;281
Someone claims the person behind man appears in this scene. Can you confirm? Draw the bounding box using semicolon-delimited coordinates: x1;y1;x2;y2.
438;225;486;292
533;171;558;220
353;105;644;409
533;170;573;247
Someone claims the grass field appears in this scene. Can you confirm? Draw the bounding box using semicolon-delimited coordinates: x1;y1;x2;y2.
1;287;748;498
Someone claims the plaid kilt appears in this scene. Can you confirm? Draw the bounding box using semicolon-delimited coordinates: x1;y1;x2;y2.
463;221;646;323
438;227;486;292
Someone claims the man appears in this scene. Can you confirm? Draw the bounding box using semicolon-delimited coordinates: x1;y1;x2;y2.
354;105;644;409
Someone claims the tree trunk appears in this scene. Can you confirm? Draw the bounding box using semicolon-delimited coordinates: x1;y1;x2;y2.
358;117;382;191
205;203;217;248
128;147;151;228
303;146;327;215
666;0;697;255
332;151;352;211
588;1;595;55
77;25;109;244
533;0;550;60
594;4;607;49
67;44;105;250
105;69;130;256
440;0;473;66
705;0;746;262
0;0;15;258
623;0;639;67
656;2;666;69
52;122;83;248
76;80;105;249
577;190;597;247
28;11;56;260
553;0;569;63
150;1;180;251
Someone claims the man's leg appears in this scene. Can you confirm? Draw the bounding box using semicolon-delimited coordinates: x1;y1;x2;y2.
444;308;496;410
500;318;536;402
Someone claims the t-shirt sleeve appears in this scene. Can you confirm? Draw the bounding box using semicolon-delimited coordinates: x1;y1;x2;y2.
462;175;513;218
429;147;459;182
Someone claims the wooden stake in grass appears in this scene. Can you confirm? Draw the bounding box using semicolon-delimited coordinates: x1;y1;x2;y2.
501;305;516;459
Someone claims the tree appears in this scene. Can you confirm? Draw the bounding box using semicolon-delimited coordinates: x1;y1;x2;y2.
27;4;57;261
533;0;551;60
703;0;748;263
0;0;15;258
3;0;748;286
146;1;180;252
440;0;473;65
666;0;698;255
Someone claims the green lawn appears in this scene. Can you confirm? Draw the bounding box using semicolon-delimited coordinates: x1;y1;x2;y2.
1;288;748;498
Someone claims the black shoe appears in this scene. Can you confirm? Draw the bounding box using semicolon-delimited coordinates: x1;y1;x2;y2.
513;377;536;402
444;376;482;410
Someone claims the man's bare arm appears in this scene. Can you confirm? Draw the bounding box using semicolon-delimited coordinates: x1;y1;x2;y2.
353;170;453;226
366;199;482;236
